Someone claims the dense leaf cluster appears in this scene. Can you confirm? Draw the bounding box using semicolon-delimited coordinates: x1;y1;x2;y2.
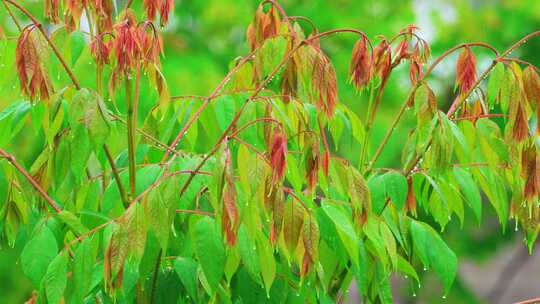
0;0;539;303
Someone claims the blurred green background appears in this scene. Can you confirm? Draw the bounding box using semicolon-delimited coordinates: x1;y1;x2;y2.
1;0;539;303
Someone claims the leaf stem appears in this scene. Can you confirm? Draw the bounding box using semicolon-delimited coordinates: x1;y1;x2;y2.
150;249;162;304
125;76;137;199
104;145;128;206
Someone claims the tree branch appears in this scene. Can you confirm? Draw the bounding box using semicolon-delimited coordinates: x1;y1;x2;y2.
0;148;62;212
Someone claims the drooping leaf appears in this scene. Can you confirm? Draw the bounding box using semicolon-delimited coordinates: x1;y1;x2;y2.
410;220;457;295
44;251;68;304
21;226;58;287
72;236;98;303
453;167;482;223
382;171;408;211
192;217;225;294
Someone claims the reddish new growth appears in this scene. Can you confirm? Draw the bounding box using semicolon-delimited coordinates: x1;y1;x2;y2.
246;6;282;51
312;49;338;117
44;0;60;23
523;66;540;132
456;47;477;95
139;22;164;66
15;26;52;100
304;138;321;192
222;142;239;246
269;127;288;183
113;12;142;75
90;33;112;66
522;145;540;201
349;36;372;90
372;39;392;83
513;101;529;143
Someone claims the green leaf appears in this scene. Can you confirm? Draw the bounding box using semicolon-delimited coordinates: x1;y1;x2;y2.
368;175;386;214
21;226;58;287
174;257;199;301
44;251;68;304
380;222;397;269
382;171;408;210
238;226;261;282
70;124;91;179
57;210;88;235
192;217;225;294
487;62;505;105
283;199;304;256
70;31;86;66
453;167;482;223
396;255;419;283
257;233;276;295
321;202;359;267
410;220;457;295
72;237;98;303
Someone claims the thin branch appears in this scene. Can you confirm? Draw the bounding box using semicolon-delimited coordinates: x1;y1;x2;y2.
2;0;22;31
0;148;62;212
513;297;540;304
160;49;257;163
453;113;508;121
103;145;128;207
229;117;283;138
134;28;374;210
176;209;214;216
367;42;500;172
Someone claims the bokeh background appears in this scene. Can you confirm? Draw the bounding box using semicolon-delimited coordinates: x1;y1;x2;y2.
1;0;540;303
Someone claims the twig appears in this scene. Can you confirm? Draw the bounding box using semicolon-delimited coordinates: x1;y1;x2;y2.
176;209;214;216
103;145;128;207
367;42;500;172
514;297;540;304
0;148;62;212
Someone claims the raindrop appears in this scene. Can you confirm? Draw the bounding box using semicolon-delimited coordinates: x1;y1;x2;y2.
442;295;447;299
412;293;417;297
404;275;408;279
423;267;427;271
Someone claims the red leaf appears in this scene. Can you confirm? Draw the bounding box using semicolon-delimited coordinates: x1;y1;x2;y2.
222;141;239;246
405;176;417;216
512;101;529;143
349;36;371;90
301;214;319;276
312;49;338;117
269;128;287;183
409;59;422;86
373;39;392;82
456;47;477;94
16;26;52;100
144;0;160;20
159;0;174;26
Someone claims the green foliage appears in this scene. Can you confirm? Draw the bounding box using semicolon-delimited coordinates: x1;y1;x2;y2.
0;0;539;303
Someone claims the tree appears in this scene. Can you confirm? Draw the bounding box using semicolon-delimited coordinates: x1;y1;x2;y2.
0;0;539;303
